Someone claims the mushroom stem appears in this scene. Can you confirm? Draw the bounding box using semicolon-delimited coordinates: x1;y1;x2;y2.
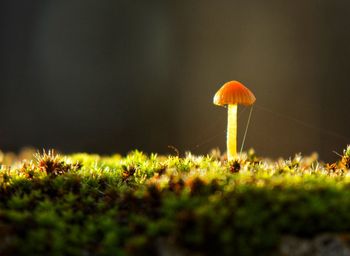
227;104;237;161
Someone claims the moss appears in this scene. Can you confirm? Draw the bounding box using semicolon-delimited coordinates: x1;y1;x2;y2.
0;147;350;255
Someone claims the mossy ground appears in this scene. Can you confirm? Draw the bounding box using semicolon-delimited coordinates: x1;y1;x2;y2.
1;147;350;255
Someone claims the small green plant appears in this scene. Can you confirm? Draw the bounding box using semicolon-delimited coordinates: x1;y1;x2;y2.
341;145;350;169
326;145;350;172
34;150;82;176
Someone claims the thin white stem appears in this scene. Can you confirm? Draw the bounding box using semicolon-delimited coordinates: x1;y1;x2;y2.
240;106;254;154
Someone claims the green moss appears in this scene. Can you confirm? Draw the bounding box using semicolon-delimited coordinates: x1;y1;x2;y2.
0;148;350;255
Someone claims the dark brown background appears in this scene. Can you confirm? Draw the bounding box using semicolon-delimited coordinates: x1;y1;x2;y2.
1;1;350;161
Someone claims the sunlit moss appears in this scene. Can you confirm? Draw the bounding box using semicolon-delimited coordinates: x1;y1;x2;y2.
0;148;350;255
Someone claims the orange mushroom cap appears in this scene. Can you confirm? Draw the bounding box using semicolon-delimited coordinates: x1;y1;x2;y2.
213;80;256;106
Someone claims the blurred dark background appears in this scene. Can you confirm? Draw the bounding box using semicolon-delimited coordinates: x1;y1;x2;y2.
1;0;350;161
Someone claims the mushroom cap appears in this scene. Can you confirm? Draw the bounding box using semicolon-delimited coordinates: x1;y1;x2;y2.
213;80;256;106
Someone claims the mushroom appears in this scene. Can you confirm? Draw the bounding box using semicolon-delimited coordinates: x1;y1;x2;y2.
213;81;256;161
